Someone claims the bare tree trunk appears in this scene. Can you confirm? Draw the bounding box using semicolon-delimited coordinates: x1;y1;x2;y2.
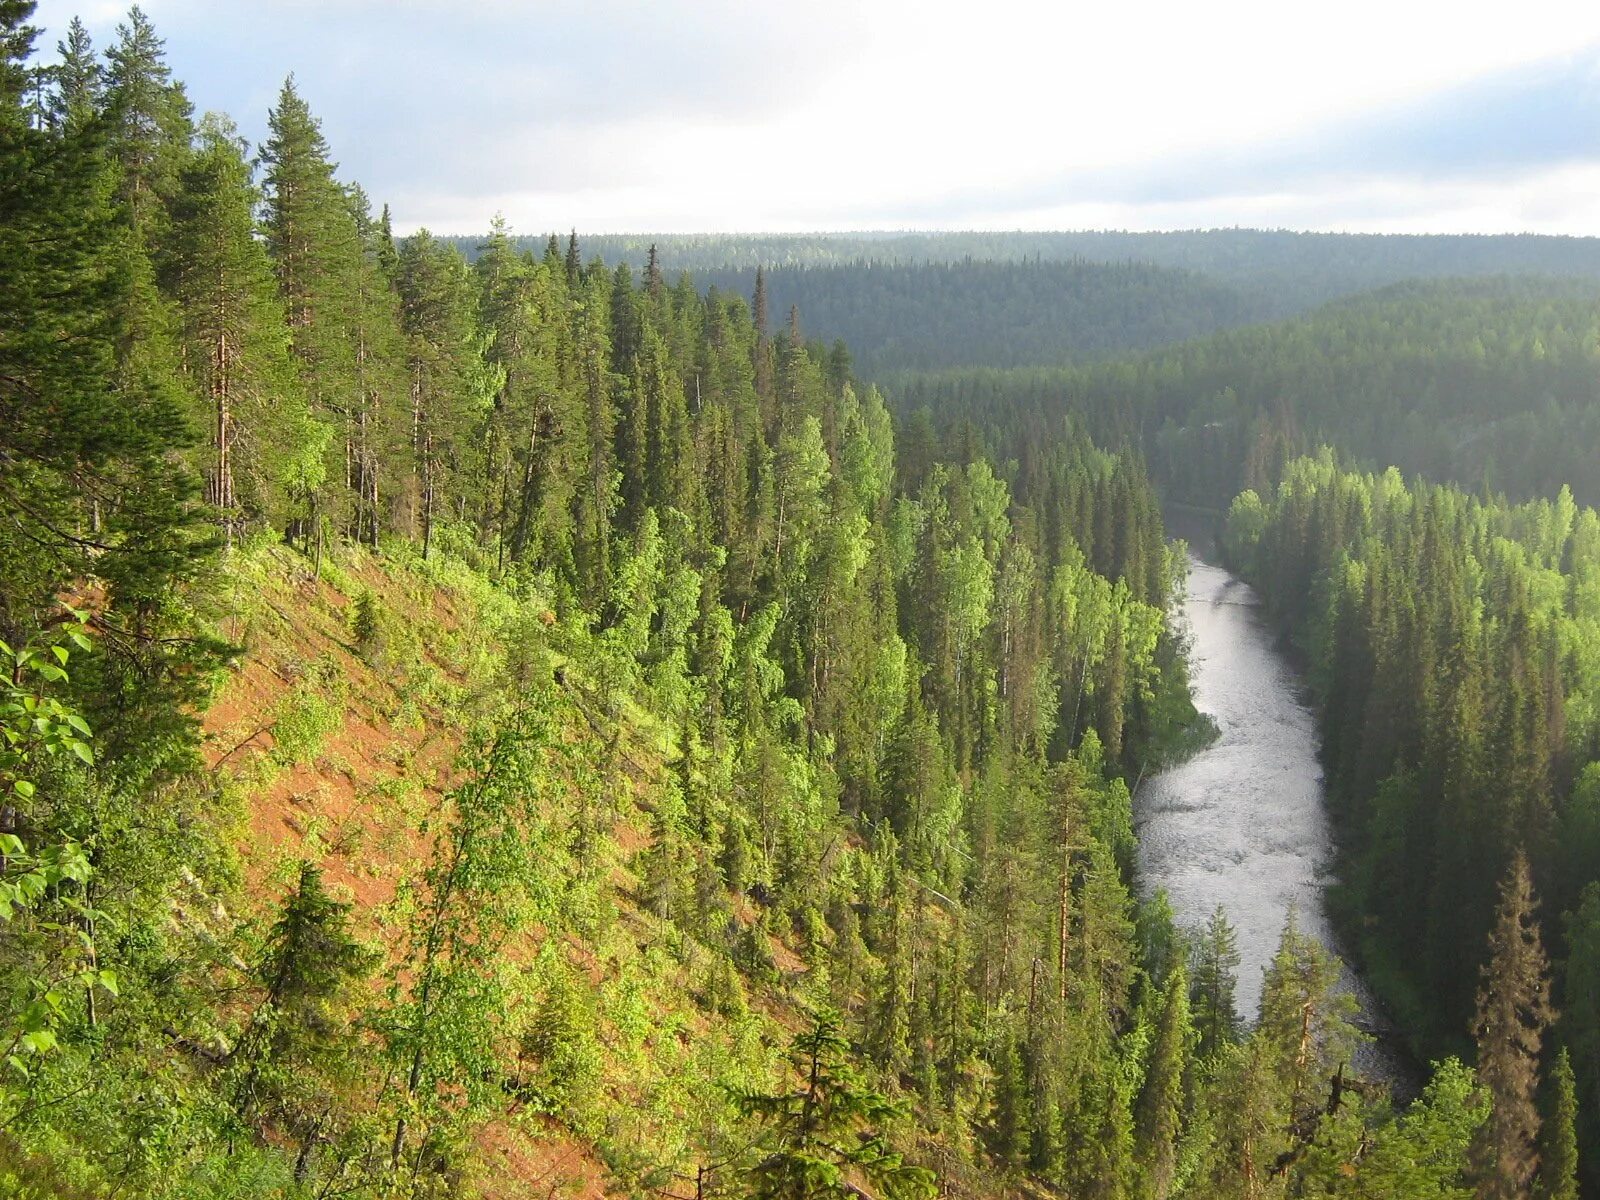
213;325;233;547
422;428;434;561
1058;820;1071;1005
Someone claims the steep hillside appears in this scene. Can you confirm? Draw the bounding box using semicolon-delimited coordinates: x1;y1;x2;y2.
191;540;804;1199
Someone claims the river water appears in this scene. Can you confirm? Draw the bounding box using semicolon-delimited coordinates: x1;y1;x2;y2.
1135;551;1411;1087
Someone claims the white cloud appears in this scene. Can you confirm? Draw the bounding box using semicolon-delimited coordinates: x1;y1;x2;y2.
26;0;1600;232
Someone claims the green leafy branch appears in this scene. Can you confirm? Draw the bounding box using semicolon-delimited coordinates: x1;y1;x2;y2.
0;615;117;1081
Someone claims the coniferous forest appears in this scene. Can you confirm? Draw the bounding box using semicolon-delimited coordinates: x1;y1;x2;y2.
3;4;1599;1199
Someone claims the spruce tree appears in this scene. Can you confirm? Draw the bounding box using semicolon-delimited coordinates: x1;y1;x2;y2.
573;269;618;605
397;230;491;557
1254;906;1359;1165
49;15;99;131
564;228;581;284
233;861;371;1120
102;4;191;238
345;186;408;546
0;0;215;770
1191;904;1242;1059
260;76;363;548
736;1010;936;1200
866;850;912;1077
1134;959;1193;1199
1471;851;1555;1200
1537;1048;1579;1200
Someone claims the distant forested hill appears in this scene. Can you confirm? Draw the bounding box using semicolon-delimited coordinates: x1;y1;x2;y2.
445;230;1600;374
896;276;1600;507
449;229;1600;288
691;258;1274;373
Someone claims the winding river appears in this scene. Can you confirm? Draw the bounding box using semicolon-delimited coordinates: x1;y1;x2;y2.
1136;547;1412;1086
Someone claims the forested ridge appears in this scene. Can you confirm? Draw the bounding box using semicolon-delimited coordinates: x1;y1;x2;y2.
457;229;1600;296
669;260;1272;374
899;275;1600;1193
898;276;1600;508
1225;458;1600;1195
0;4;1588;1199
449;234;1600;379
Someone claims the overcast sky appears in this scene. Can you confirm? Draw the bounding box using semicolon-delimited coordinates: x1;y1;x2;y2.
29;0;1600;236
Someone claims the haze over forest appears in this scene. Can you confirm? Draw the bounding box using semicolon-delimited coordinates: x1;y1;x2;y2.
4;3;1600;1200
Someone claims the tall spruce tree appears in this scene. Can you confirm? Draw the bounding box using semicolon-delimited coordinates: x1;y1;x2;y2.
343;186;407;546
49;15;99;131
0;0;215;772
397;230;492;557
1134;959;1193;1199
102;4;190;238
1191;904;1242;1060
1471;851;1555;1200
1538;1048;1579;1200
259;76;362;549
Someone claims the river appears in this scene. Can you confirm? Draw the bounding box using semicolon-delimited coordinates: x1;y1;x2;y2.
1135;548;1413;1088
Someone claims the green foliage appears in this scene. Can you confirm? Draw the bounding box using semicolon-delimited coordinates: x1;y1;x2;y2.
1133;959;1192;1198
1293;1057;1487;1198
0;621;115;1081
735;1010;936;1200
899;276;1600;509
268;673;342;767
229;860;372;1170
1221;452;1600;1184
1540;1049;1580;1200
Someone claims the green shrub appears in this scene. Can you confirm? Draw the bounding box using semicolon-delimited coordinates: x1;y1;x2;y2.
270;680;342;767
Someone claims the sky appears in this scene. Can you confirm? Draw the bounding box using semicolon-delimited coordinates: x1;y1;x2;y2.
29;0;1600;236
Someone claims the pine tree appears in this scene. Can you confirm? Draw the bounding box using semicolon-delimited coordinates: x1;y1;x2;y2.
167;114;311;540
1471;851;1555;1200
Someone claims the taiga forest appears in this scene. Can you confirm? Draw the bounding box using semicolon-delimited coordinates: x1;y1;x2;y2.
2;4;1599;1199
